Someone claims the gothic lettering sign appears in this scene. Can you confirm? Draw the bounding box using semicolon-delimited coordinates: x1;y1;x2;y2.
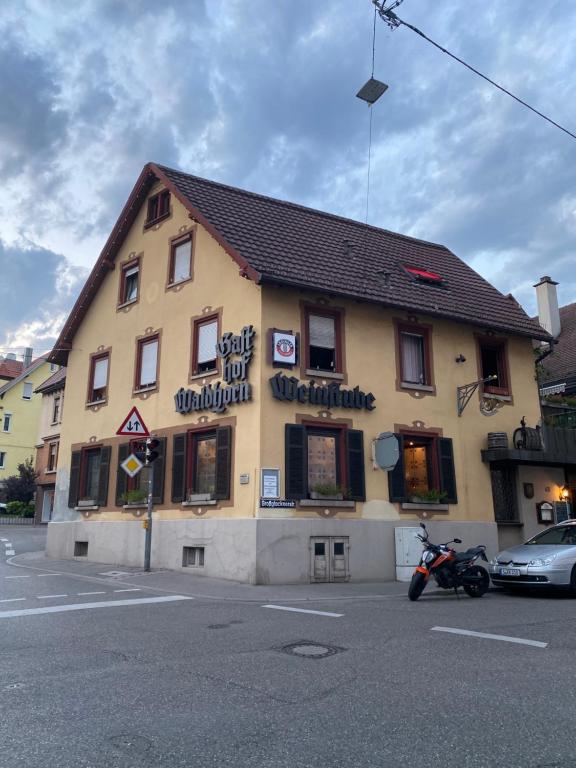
175;326;255;415
269;372;375;411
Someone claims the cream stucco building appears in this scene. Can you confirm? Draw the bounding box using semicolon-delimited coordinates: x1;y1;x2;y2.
46;163;555;583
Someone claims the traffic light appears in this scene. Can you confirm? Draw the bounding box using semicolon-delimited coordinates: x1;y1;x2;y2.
145;437;160;464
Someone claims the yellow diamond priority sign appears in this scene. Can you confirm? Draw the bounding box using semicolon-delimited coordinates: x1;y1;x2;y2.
121;452;144;478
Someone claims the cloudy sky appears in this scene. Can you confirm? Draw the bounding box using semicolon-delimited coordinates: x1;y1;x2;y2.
1;0;575;361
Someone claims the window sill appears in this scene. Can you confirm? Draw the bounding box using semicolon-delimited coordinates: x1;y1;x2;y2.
134;386;157;395
190;370;218;381
117;299;138;310
401;502;449;511
305;369;344;380
144;211;171;230
167;277;192;290
299;499;355;508
45;470;57;475
87;399;107;407
495;520;523;527
75;505;99;512
182;500;218;507
400;382;435;392
123;503;147;510
483;393;512;402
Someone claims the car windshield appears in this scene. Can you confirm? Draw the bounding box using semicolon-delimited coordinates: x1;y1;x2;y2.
526;526;576;545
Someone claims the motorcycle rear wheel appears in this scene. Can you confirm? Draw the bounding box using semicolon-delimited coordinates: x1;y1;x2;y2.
463;565;490;598
408;571;426;601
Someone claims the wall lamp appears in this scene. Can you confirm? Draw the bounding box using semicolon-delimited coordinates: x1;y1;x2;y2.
455;354;466;363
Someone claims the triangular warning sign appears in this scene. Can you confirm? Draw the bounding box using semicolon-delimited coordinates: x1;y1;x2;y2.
116;406;150;437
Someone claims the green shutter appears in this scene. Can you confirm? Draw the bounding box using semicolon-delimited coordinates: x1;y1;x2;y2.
387;434;406;502
116;443;129;506
346;429;365;501
171;434;187;503
68;450;81;508
97;446;111;507
438;437;457;504
285;424;307;500
152;437;166;504
215;426;232;500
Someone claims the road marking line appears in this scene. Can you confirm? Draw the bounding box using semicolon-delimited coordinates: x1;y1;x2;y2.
36;573;63;577
4;575;30;579
0;595;193;619
262;604;344;618
0;598;26;604
77;591;107;596
5;550;15;556
431;626;548;648
113;588;141;593
37;594;68;599
0;538;8;542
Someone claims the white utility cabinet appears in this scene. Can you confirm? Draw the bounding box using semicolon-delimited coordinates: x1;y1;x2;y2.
394;527;424;582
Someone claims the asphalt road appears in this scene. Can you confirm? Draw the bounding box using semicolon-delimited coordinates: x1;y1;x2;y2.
1;524;576;768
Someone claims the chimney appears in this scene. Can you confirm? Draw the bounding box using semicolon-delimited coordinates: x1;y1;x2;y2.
534;276;561;338
23;347;33;369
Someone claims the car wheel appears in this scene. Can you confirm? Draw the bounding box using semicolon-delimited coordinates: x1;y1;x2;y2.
570;565;576;596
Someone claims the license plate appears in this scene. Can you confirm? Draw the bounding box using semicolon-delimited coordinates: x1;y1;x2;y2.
499;567;520;577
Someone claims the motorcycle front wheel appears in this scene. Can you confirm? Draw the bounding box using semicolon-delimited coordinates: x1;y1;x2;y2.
408;571;427;601
463;565;490;598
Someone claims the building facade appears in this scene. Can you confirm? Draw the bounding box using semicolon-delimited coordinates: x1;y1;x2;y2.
0;354;52;497
34;368;66;524
46;163;551;583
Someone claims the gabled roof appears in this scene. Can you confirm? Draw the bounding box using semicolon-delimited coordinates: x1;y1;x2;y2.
35;367;66;395
537;303;576;384
0;358;23;381
50;162;550;364
0;355;49;398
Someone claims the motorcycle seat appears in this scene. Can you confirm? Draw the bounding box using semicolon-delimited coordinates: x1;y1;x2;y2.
454;546;485;562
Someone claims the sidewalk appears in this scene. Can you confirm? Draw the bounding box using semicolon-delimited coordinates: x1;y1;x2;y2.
10;550;410;603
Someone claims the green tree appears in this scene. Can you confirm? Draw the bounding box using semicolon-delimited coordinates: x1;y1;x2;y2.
4;458;38;503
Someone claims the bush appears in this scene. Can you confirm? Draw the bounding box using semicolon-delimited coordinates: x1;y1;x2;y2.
5;501;35;517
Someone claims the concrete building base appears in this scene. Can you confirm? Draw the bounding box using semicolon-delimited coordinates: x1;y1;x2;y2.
46;518;499;585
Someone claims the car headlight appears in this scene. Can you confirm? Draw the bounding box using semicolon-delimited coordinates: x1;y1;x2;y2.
529;556;556;567
489;557;498;566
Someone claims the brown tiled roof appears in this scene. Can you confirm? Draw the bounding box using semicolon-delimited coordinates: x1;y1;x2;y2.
0;355;49;397
35;366;66;394
159;165;549;340
49;163;550;364
537;303;576;383
0;358;23;380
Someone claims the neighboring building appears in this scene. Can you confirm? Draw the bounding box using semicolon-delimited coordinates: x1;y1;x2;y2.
0;353;24;383
34;368;66;524
0;353;52;497
46;162;552;583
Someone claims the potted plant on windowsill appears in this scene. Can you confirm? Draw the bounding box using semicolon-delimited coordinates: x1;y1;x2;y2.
121;489;148;506
409;489;446;504
310;483;344;501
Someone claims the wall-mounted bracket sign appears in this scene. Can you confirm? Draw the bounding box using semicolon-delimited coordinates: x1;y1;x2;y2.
269;373;375;411
175;326;255;415
273;332;297;365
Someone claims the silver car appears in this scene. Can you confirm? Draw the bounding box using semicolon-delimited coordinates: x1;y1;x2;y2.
489;521;576;590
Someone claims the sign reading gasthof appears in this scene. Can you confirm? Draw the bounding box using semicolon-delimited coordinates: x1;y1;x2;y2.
175;326;255;415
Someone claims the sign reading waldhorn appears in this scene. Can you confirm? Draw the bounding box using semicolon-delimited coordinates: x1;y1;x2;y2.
175;326;255;415
269;373;376;411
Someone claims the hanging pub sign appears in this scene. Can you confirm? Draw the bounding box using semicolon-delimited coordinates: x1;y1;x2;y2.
269;372;375;411
174;325;255;415
273;332;297;365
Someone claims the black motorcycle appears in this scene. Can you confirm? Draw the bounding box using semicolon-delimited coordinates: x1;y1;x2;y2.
408;523;490;601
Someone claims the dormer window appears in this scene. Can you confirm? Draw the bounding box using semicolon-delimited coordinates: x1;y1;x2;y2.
404;265;444;285
145;189;170;226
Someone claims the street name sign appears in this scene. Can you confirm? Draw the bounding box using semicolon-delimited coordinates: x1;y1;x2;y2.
116;406;149;437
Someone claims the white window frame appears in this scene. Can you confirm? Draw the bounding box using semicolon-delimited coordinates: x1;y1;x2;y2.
22;382;33;400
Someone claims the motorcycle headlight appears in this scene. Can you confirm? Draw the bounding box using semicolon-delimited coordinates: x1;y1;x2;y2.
529;556;556;567
422;550;436;564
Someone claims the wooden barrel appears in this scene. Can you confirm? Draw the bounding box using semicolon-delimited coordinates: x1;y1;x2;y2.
487;432;508;449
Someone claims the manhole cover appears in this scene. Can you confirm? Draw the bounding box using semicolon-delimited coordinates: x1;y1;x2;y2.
278;640;346;659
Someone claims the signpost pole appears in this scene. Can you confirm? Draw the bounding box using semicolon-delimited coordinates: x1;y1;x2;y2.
144;462;154;572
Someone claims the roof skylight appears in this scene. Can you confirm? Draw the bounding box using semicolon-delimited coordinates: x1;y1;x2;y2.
403;265;444;284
